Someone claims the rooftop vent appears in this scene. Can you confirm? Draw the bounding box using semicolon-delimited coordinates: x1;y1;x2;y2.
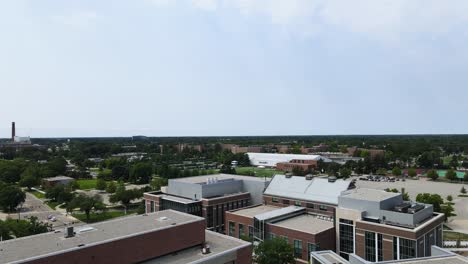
408;204;425;214
158;216;169;221
64;227;74;238
285;173;293;178
202;244;211;254
328;176;337;183
395;203;411;213
305;174;314;180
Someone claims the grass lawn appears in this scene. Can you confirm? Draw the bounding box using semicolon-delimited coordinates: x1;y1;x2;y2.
235;166;284;178
77;179;98;190
46;201;60;210
30;191;45;199
444;231;468;241
72;210;137;223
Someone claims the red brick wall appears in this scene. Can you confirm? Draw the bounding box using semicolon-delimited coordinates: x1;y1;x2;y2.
26;220;206;264
267;224;335;262
225;211;254;237
236;244;253;264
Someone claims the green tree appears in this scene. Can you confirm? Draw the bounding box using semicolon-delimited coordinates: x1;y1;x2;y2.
392;167;402;176
129;163;153;184
68;194;105;223
106;181;117;193
464;171;468;182
408;168;417;177
376;168;387;175
446;169;457;181
96;178;107;191
461;186;467;194
440;203;456;221
427;170;439;181
150;177;167;191
254;237;295;264
401;188;410;201
447;195;453;202
45;185;74;204
109;187;142;214
0;185;26;212
416;193;444;212
339;167;352;179
19;174;40;191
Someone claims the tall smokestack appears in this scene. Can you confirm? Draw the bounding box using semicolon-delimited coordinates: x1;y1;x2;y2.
11;122;15;141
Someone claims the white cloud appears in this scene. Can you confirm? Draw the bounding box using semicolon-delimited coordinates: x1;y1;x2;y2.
191;0;218;11
177;0;468;40
51;11;98;29
145;0;173;7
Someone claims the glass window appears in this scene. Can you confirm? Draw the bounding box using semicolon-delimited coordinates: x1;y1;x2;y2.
393;237;398;260
306;203;314;209
365;231;376;262
228;221;235;237
282;235;288;242
339;219;354;260
272;197;279;203
268;233;276;240
294;240;302;259
319;205;327;211
308;243;320;260
283;199;290;205
399;238;416;259
378;234;383;261
150;201;155;213
436;226;443;247
425;230;435;257
248;226;254;239
238;224;244;238
295;201;301;206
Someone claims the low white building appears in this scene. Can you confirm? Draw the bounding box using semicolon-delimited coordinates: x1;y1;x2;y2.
247;152;331;167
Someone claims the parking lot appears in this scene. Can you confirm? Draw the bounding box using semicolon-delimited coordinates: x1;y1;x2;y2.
353;175;468;232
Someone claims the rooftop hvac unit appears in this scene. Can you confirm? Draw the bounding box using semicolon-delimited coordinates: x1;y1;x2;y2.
408;204;425;214
328;176;337;183
285;173;293;178
305;174;314;180
394;203;411;213
65;226;74;238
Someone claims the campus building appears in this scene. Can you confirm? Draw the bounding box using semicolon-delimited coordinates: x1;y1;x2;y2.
225;205;336;263
247;153;331;167
0;210;252;264
311;246;468;264
263;175;355;218
143;174;269;232
336;188;445;262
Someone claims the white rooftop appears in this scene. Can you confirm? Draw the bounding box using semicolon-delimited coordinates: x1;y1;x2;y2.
255;206;304;221
340;188;400;202
264;175;352;205
247;152;332;167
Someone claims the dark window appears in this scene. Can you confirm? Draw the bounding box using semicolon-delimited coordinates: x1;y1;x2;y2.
377;234;383;261
399;238;416;259
228;221;235;237
417;237;424;258
436;226;443;247
425;230;435;257
319;205;327;211
283;199;290;205
308;243;320;260
294;240;302;258
339;219;354;260
150;201;155;213
365;231;376;262
239;224;244;238
268;233;276;240
306;203;314;209
206;206;213;228
295;201;301;206
282;235;288;242
248;226;254;239
393;237;398;260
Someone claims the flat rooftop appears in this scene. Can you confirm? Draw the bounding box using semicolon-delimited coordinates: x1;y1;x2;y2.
229;205;282;218
393;256;468;264
0;210;203;264
160;194;199;204
43;176;74;181
270;214;334;234
340;188;400;202
312;251;349;264
172;173;268;184
144;230;250;264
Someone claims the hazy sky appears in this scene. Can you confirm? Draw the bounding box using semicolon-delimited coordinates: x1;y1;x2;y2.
1;0;468;137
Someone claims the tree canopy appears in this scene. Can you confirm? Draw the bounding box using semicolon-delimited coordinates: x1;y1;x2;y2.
254;237;295;264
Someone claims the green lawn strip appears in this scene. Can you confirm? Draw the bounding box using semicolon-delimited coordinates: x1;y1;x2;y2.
235;166;284;178
443;231;468;241
46;201;60;210
30;191;45;199
72;210;137;223
76;179;98;190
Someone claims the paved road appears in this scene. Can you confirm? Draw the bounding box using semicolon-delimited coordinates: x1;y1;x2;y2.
0;193;79;229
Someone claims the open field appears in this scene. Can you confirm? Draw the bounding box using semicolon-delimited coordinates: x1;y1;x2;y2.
235;166;284;178
30;191;45;199
77;179;98;190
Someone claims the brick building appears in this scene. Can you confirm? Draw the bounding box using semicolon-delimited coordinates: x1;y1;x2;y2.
41;176;74;188
276;159;319;173
0;210;252;264
336;188;445;262
144;174;269;233
311;246;468;264
225;205;335;263
263;175;354;218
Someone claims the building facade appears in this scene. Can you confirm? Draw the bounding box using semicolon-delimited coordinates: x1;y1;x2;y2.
336;188;445;262
144;174;269;233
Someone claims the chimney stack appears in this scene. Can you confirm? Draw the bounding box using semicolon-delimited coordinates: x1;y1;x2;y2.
11;122;15;141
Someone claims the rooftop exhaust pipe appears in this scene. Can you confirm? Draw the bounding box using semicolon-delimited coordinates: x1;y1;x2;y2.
11;122;15;141
285;173;293;178
65;226;75;238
